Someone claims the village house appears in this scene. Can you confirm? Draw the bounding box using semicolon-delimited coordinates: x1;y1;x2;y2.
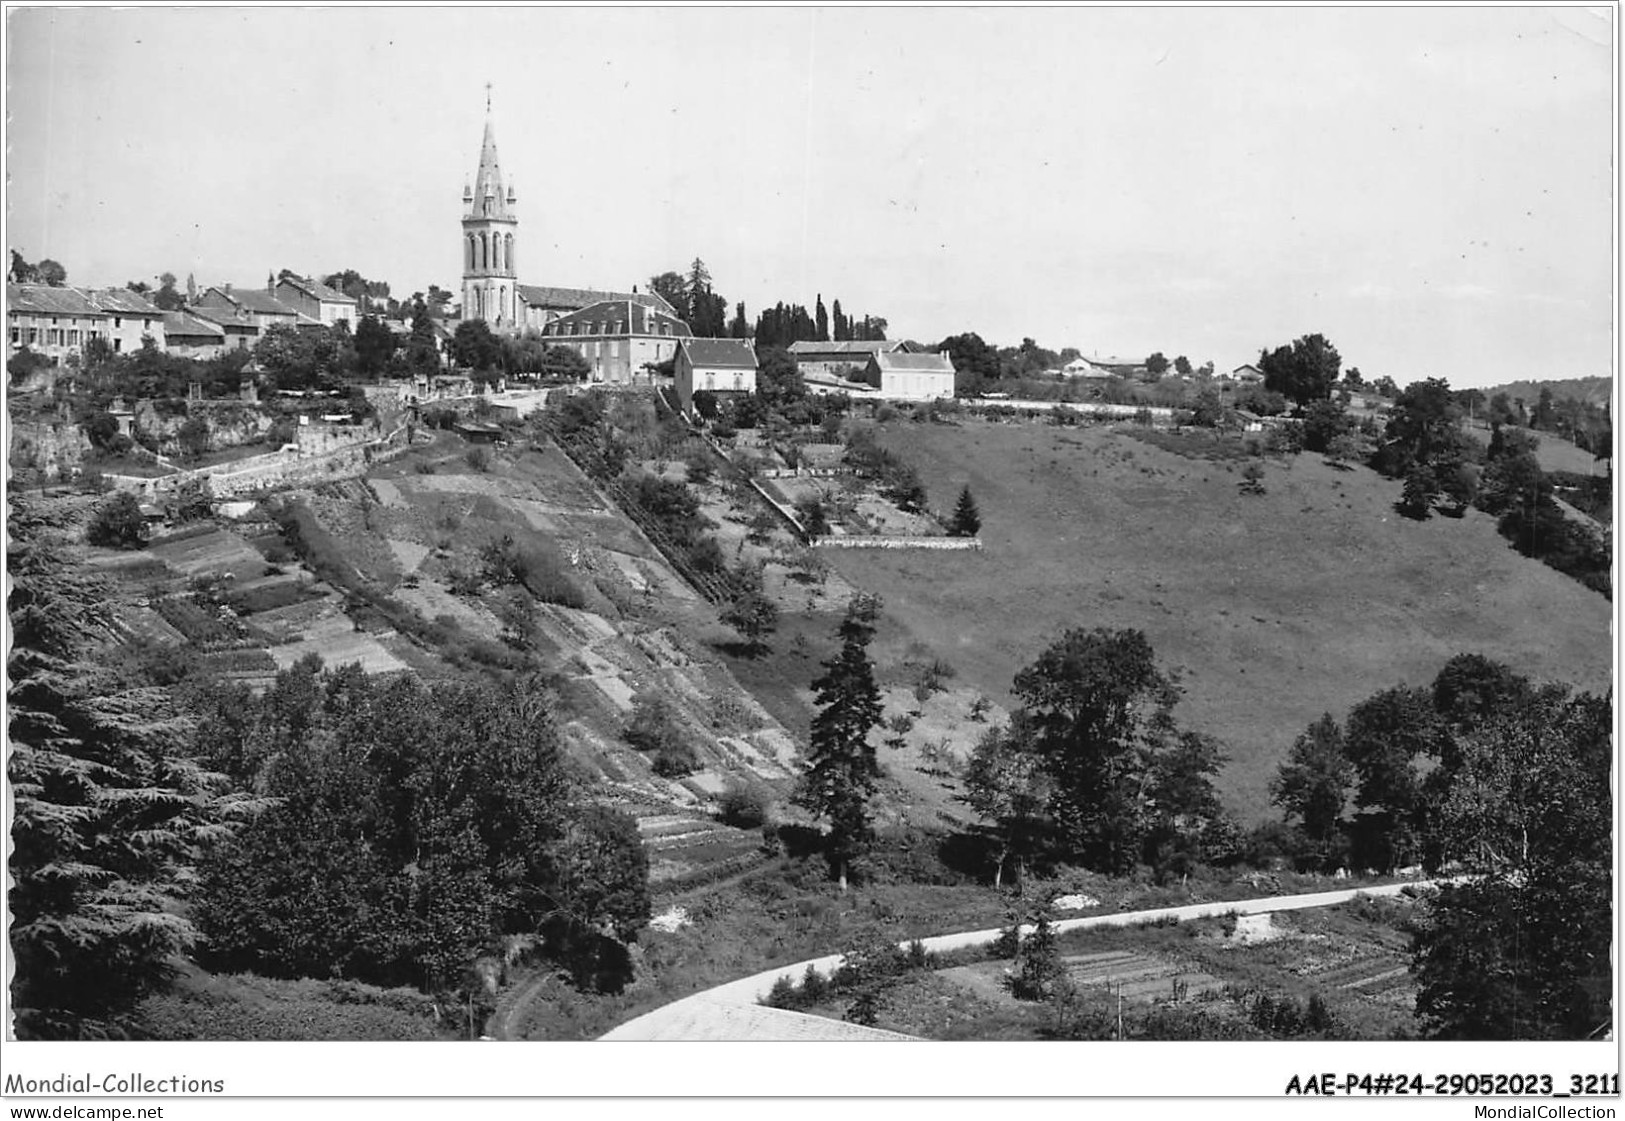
1228;363;1266;385
541;298;692;386
7;284;167;362
861;349;956;402
674;338;758;411
185;303;261;352
89;288;168;354
787;339;906;379
274;275;359;329
161;310;228;359
1087;355;1148;378
194;286;306;334
1061;356;1114;379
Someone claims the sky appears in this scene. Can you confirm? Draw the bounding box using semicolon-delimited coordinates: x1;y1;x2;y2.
3;5;1614;388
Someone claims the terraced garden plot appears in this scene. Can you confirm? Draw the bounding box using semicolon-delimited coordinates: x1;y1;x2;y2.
267;613;408;675
84;553;176;585
147;528;267;580
937;950;1221;1008
118;605;188;646
248;596;341;642
638;815;766;890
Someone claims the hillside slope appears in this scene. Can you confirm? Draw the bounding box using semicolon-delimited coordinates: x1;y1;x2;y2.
826;419;1612;820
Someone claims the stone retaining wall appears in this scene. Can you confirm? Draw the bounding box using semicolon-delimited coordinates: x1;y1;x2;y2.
104;423;409;500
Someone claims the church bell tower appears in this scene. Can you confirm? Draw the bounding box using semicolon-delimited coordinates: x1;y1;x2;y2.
461;86;518;328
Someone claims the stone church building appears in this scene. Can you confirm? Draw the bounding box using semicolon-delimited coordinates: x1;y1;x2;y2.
459;101;676;354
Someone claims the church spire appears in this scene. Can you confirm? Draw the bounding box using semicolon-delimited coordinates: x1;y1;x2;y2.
472;88;507;220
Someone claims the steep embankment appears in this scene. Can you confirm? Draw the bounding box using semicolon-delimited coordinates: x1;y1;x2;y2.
823;419;1611;820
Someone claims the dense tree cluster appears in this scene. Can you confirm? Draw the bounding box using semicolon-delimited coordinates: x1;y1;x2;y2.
9;499;244;1038
1374;378;1608;595
649;259;729;338
964;628;1232;883
191;659;649;995
752;300;887;350
1263;656;1611;1040
1258;334;1341;407
9;249;67;287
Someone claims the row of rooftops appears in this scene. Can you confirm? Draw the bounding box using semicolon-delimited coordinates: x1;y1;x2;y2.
8;276;355;329
7;283;169;319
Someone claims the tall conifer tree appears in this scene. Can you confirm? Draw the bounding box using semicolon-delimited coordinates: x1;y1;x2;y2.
796;594;884;891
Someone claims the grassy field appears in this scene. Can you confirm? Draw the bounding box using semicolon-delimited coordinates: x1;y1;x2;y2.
814;417;1611;820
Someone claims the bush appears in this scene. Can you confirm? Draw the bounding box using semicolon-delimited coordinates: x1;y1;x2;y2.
1239;461;1267;496
651;741;700;778
86;492;147;549
716;784;771;829
465;446;492;472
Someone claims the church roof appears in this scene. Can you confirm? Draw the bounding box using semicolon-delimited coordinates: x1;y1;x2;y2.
872;351;955;373
541;299;691;338
517;284;677;317
679;338;758;369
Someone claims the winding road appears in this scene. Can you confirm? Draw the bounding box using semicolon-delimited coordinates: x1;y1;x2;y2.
598;879;1441;1040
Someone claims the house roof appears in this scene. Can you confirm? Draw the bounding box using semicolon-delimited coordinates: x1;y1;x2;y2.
802;368;876;393
679;338;758;369
541;299;691;339
89;288;164;316
204;287;300;316
185;304;258;330
788;340;901;357
162;311;225;339
277;275;358;304
872;351;955;373
1090;356;1146;369
1231;363;1264;377
7;284;106;317
517;284;677;317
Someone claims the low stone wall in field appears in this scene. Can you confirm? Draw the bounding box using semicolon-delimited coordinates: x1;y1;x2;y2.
811;535;982;551
756;466;853;479
964;397;1175;422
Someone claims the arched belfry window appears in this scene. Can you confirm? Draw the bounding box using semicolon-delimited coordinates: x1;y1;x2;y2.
504;234;514;275
479;232;489;270
466;235;476;271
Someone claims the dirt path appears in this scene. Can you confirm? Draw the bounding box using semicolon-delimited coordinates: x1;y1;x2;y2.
597;878;1446;1040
